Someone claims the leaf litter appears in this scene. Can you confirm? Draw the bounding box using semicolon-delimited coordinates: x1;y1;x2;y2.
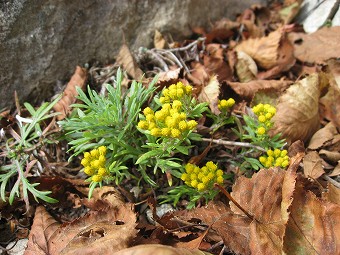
1;1;340;255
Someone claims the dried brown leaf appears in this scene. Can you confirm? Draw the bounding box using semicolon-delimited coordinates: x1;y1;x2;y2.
112;244;212;255
226;79;292;101
154;30;166;49
320;59;340;128
179;201;251;255
25;188;137;255
283;182;340;254
53;66;87;120
330;161;340;177
235;27;295;71
230;152;303;254
288;27;340;64
308;122;338;150
235;51;258;82
198;75;220;114
203;44;233;82
116;44;143;80
271;73;322;144
319;149;340;164
324;182;340;206
303;151;325;179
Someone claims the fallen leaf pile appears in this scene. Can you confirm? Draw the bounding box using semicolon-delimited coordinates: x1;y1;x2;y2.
2;1;340;255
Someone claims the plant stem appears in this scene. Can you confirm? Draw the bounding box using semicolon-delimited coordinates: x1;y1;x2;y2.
201;138;266;152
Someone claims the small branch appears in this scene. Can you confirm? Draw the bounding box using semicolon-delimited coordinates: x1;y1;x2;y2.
201;138;266;152
323;174;340;189
162;37;205;52
214;183;254;220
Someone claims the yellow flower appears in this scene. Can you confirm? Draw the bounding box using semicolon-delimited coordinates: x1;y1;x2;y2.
159;96;169;104
81;158;90;167
150;128;161;137
197;183;205;191
145;114;154;122
206;161;217;171
191;180;198;188
185;85;193;95
84;166;95;176
92;174;103;182
171;128;181;138
161;128;171;137
138;120;149;130
143;107;154;115
84;151;91;158
226;98;235;107
172;100;182;109
216;169;224;177
187;120;197;129
258;115;266;123
257;126;266;135
185;163;195;173
98;167;107;176
181;173;188;181
216;176;224;184
178;120;187;131
90;149;99;158
98;146;107;155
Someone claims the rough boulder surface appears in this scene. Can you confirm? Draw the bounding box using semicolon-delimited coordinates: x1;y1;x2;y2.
0;0;265;109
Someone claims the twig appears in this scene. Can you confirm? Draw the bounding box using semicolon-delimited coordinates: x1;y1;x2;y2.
164;37;206;52
201;138;266;152
146;49;169;71
323;174;340;189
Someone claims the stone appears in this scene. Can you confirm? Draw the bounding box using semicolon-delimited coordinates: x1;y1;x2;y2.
0;0;266;109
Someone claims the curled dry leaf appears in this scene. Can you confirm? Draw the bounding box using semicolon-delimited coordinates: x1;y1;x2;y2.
288;27;340;64
112;244;212;255
226;79;292;102
235;27;295;72
303;151;325;179
197;75;220;115
308;122;338;150
271;73;324;144
116;44;143;80
53;66;87;120
235;51;258;82
283;182;340;255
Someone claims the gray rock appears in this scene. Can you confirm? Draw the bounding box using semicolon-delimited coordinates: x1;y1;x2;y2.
0;0;266;109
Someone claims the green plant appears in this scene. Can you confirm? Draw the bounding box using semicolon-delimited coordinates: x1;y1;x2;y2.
136;82;208;185
0;98;60;205
59;68;158;196
231;103;288;173
161;161;225;209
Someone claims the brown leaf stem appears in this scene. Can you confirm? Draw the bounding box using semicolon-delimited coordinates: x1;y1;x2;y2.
214;183;254;220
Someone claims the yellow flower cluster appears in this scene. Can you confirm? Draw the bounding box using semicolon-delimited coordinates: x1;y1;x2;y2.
81;146;108;182
181;161;224;192
159;82;192;104
218;98;235;111
138;83;197;138
259;149;289;168
252;103;277;135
